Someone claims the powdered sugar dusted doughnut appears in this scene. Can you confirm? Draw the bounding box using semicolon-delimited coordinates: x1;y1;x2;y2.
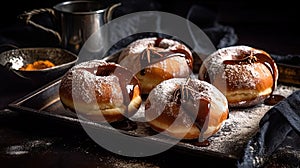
117;37;194;94
199;45;278;108
144;78;229;140
59;59;142;123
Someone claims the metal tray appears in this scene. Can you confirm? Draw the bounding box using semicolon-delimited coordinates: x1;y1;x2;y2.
7;75;299;161
7;48;300;162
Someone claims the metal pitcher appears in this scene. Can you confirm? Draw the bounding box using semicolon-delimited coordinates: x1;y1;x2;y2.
20;0;121;54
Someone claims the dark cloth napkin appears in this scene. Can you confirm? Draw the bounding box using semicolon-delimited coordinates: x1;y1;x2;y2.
237;90;300;167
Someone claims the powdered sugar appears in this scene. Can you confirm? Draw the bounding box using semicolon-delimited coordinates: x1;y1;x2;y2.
60;59;124;106
145;77;228;140
201;45;266;85
223;63;259;89
118;37;192;74
146;78;226;110
200;45;277;103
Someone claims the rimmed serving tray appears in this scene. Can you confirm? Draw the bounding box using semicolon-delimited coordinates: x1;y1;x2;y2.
8;72;299;161
7;47;300;161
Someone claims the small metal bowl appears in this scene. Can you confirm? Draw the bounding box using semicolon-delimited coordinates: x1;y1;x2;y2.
0;47;78;86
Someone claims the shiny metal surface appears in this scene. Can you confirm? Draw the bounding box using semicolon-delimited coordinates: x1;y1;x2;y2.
0;47;78;86
7;78;300;163
53;1;120;54
19;1;121;54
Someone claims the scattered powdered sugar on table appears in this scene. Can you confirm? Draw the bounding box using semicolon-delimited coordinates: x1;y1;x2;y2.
195;84;300;158
124;82;299;159
61;56;300;160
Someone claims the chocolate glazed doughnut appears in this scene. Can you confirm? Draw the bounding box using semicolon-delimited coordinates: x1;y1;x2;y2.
117;37;194;94
199;45;278;108
144;78;229;141
59;60;142;123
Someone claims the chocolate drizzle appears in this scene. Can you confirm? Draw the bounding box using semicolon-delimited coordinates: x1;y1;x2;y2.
172;80;211;130
191;139;210;147
139;39;193;70
264;94;285;106
200;66;210;83
222;50;258;65
154;37;163;47
222;50;279;98
96;64;140;109
110;119;138;131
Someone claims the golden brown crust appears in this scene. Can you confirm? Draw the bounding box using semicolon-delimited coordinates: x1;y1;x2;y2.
117;37;193;94
144;78;229;140
199;45;278;108
59;60;142;123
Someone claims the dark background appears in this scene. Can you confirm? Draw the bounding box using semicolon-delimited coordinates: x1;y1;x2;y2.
0;1;299;168
1;0;300;55
2;0;300;109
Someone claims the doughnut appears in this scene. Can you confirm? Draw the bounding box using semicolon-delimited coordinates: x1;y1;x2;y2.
199;45;278;108
117;37;194;94
59;59;142;123
144;78;229;141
